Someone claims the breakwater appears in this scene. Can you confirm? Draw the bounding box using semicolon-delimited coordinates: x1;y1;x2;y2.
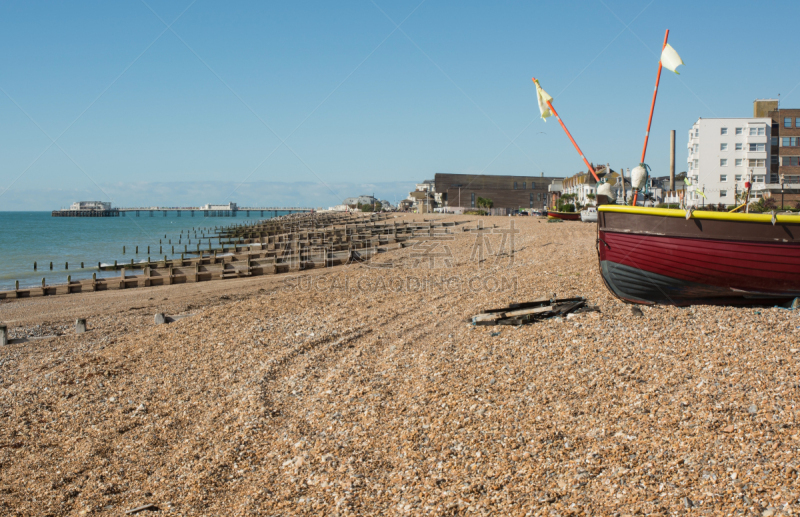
0;212;470;299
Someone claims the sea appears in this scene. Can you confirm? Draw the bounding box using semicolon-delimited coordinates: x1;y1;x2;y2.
0;211;290;292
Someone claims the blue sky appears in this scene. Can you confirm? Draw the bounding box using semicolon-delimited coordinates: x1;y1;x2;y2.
2;0;799;210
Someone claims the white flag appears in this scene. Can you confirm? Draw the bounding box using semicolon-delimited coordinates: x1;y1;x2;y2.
535;81;553;121
661;43;684;74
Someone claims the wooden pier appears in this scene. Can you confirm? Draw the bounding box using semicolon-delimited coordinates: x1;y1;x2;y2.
52;205;313;217
52;209;120;217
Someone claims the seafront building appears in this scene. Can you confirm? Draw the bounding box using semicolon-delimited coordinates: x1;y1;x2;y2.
434;173;559;212
685;116;772;206
684;100;800;208
763;101;800;205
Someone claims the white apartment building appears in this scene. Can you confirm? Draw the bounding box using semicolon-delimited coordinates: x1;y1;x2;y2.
686;118;772;206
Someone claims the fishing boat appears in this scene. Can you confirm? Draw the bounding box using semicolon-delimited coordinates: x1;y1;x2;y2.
580;206;597;222
547;210;580;221
596;204;800;305
532;29;800;305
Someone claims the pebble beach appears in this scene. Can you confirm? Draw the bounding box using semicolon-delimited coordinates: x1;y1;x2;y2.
2;214;799;516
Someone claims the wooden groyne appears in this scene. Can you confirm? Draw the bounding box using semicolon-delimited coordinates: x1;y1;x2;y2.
1;213;472;300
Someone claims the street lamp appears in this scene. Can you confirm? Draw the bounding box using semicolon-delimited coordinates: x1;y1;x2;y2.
781;180;785;210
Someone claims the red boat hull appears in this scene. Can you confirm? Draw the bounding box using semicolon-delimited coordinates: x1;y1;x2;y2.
597;206;800;305
547;211;580;221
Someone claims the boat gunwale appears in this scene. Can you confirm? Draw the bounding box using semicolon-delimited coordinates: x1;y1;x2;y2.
598;204;800;224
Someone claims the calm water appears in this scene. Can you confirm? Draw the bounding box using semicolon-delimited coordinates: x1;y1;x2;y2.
0;211;289;291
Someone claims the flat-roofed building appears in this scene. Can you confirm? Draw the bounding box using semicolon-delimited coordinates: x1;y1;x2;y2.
686;117;773;206
434;173;560;210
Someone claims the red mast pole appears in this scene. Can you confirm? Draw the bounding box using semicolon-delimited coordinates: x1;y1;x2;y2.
532;78;600;183
634;29;669;205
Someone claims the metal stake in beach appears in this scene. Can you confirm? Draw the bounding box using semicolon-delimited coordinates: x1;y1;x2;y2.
93;273;96;281
67;275;71;284
50;261;53;270
34;261;37;271
172;246;174;254
634;29;670;206
148;246;150;254
98;262;101;269
160;246;163;254
114;260;117;268
81;262;84;269
15;280;19;291
136;246;138;254
531;78;600;183
123;246;126;254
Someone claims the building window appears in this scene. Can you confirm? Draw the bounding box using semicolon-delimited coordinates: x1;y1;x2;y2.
513;182;517;190
782;156;800;166
748;143;765;152
522;182;526;189
797;118;800;128
695;129;699;137
471;193;475;208
693;159;698;169
772;155;779;165
720;127;728;135
782;137;800;147
720;174;728;181
720;159;728;166
720;143;728;151
720;190;727;197
537;193;542;200
693;144;699;152
759;127;765;136
735;174;742;181
748;159;766;167
529;193;534;208
785;117;792;128
692;175;699;182
735;127;743;135
755;175;765;183
735;143;743;151
735;159;743;167
772;136;778;146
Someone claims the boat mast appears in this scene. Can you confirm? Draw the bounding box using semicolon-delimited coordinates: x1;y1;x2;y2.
634;29;670;206
532;78;600;183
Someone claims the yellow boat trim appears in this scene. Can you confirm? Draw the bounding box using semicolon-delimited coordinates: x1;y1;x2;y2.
598;204;800;223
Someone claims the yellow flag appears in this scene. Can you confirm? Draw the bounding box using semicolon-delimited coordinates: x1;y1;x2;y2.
661;43;684;74
535;81;553;121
